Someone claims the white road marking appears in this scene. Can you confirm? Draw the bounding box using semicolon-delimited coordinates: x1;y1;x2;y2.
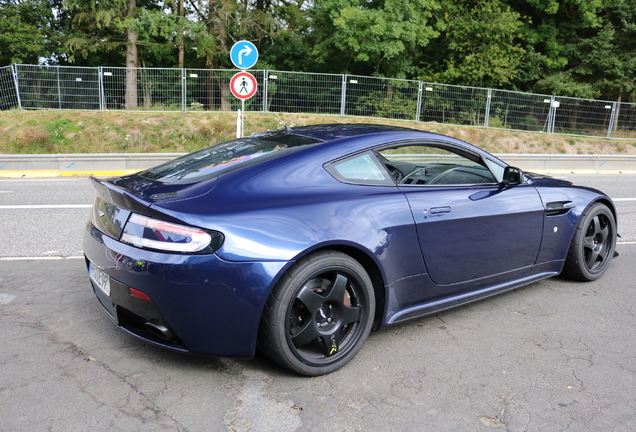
0;256;84;261
0;204;92;209
0;178;87;182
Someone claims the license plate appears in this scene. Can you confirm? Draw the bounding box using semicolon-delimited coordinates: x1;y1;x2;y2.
89;263;111;297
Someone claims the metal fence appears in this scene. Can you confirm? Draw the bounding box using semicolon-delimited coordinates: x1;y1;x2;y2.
2;64;635;139
0;65;21;110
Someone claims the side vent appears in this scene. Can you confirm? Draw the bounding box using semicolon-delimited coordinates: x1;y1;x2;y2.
545;201;576;216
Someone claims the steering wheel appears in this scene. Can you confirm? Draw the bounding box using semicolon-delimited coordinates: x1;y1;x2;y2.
427;167;458;185
388;168;403;183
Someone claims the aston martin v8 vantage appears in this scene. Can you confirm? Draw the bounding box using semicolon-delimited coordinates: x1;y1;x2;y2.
84;124;617;376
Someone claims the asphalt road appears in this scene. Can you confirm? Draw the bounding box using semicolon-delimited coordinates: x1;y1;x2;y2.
1;175;635;431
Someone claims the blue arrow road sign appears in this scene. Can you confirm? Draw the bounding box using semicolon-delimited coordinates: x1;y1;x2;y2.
230;41;259;69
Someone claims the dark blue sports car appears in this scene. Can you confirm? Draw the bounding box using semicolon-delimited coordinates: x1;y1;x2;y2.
84;124;617;376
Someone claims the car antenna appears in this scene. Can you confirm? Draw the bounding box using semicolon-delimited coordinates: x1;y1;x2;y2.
284;124;293;133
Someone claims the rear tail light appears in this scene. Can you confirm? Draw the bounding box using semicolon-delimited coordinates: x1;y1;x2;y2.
120;214;223;254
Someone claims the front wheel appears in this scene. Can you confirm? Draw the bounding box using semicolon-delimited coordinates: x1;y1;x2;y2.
561;202;616;281
258;250;375;376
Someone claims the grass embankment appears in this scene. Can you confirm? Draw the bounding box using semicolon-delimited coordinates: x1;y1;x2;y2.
1;109;635;155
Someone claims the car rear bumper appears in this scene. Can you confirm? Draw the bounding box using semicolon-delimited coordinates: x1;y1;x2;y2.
83;222;289;358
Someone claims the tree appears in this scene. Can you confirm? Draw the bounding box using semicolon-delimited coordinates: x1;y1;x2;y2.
259;0;313;72
0;0;70;64
125;0;138;108
309;0;442;78
179;0;293;109
574;2;636;102
508;0;606;96
4;0;635;106
66;0;177;107
422;0;525;88
509;0;635;102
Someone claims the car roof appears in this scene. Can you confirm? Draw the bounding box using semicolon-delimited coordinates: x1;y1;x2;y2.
282;124;417;142
280;124;501;166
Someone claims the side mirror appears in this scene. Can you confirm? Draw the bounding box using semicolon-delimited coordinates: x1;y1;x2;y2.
503;166;524;186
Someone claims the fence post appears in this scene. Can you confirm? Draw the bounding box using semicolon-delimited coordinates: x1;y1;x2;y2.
56;66;62;109
544;96;556;134
550;96;558;133
415;82;423;122
606;102;617;139
182;68;186;112
11;65;22;109
263;70;269;112
484;88;492;128
98;67;104;111
546;98;553;134
340;74;347;117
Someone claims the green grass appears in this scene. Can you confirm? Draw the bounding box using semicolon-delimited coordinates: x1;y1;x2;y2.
1;109;636;155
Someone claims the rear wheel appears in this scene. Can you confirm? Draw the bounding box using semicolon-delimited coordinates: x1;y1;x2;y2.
258;250;375;376
562;203;616;281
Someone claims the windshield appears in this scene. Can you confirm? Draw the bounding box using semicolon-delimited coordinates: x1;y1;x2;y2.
140;132;323;184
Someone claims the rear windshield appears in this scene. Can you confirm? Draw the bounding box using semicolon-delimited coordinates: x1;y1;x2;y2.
140;132;322;184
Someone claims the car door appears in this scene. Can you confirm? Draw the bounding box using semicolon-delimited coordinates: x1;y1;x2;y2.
378;143;545;288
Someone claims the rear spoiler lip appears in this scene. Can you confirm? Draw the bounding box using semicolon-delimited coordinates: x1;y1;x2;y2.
89;176;153;217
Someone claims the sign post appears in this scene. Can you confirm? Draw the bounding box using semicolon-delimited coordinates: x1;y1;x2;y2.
230;71;257;137
230;41;259;137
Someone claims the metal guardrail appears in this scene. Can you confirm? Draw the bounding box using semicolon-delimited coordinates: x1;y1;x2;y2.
1;153;635;178
0;153;182;177
1;64;635;140
499;154;636;173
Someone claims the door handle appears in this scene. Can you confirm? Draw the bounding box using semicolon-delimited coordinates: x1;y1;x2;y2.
430;206;451;214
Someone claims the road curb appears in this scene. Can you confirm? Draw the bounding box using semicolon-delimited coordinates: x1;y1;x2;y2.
2;153;636;178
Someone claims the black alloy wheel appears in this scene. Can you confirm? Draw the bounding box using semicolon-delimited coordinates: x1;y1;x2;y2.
562;203;617;281
258;250;375;376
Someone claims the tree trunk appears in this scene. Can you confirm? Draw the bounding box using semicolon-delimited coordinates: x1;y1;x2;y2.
207;0;232;110
125;0;138;109
178;0;184;68
140;63;152;109
221;84;231;111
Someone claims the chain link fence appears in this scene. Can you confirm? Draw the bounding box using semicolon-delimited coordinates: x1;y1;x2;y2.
2;64;635;139
266;71;342;115
14;64;100;110
0;66;21;110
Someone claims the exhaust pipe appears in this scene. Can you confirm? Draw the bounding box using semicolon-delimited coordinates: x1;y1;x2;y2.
145;320;177;342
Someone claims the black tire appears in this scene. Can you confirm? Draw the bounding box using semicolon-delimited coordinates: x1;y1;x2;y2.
561;203;616;281
258;250;375;376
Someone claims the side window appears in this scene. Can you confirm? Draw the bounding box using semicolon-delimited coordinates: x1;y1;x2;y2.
325;152;393;186
378;144;497;185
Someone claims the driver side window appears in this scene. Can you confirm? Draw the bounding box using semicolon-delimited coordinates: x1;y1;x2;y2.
378;144;497;186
